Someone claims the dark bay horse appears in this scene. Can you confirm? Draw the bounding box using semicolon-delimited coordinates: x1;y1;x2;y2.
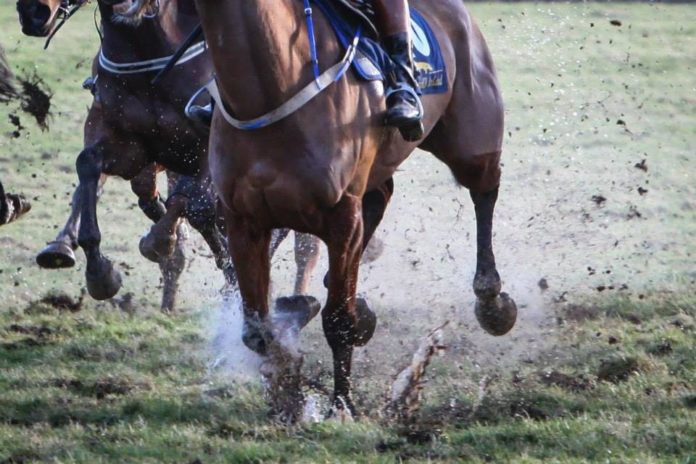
16;0;324;307
124;0;518;416
15;0;224;311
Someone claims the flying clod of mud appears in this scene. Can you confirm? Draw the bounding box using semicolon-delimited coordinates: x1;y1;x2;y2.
384;322;449;422
0;45;52;130
18;72;52;130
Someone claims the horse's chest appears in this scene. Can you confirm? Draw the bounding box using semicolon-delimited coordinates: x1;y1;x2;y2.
100;91;204;174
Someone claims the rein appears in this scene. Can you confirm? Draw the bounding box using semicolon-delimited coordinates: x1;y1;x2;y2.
44;0;90;49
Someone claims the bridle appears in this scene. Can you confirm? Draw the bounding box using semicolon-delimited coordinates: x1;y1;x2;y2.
43;0;160;49
43;0;90;49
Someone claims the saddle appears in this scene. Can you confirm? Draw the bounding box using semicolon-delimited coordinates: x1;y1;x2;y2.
313;0;449;95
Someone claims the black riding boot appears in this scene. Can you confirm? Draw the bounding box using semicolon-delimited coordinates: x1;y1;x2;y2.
383;33;424;142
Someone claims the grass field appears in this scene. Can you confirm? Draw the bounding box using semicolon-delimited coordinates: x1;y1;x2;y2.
1;2;695;463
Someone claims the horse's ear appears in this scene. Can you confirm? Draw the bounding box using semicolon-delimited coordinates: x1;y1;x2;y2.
112;0;152;25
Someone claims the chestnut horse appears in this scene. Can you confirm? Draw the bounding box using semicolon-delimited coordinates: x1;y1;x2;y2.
16;0;323;309
124;0;518;415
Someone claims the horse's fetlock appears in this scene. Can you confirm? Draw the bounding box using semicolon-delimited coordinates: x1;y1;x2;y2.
78;234;101;251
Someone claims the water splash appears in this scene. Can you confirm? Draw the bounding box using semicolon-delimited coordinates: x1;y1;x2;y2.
205;290;263;383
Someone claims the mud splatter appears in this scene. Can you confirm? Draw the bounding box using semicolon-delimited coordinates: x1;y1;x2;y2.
18;72;52;131
40;291;84;312
8;113;23;138
591;195;607;206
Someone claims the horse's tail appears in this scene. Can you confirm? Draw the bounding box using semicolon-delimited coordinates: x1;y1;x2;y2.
0;44;18;103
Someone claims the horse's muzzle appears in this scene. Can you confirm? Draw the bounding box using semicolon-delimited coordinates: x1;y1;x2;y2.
17;2;52;37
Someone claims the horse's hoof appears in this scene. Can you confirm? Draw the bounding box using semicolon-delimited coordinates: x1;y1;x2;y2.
36;241;77;269
85;258;122;301
327;395;357;421
475;292;517;336
354;298;377;347
139;229;175;263
242;318;272;356
275;295;321;330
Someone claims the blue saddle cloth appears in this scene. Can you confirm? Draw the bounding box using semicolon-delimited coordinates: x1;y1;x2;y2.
312;0;448;95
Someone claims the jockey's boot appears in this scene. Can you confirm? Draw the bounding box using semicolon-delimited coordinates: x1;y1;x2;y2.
383;32;424;142
0;182;31;226
187;101;214;126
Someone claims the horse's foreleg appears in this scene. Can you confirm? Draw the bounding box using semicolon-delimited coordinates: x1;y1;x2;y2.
321;194;375;416
36;183;82;268
470;186;517;336
225;214;272;355
36;174;108;269
293;233;320;295
76;146;122;300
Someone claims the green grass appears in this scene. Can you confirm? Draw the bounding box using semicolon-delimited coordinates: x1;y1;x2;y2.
1;2;695;463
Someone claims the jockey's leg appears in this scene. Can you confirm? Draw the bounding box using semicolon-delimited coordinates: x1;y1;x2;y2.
373;0;424;141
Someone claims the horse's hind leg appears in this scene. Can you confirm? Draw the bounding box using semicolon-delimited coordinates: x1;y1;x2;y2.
320;194;376;415
76;145;122;300
437;149;517;336
470;185;517;335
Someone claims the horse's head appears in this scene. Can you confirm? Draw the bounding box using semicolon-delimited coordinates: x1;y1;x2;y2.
16;0;64;36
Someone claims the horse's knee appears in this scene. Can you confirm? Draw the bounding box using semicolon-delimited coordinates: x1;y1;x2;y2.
75;148;103;180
